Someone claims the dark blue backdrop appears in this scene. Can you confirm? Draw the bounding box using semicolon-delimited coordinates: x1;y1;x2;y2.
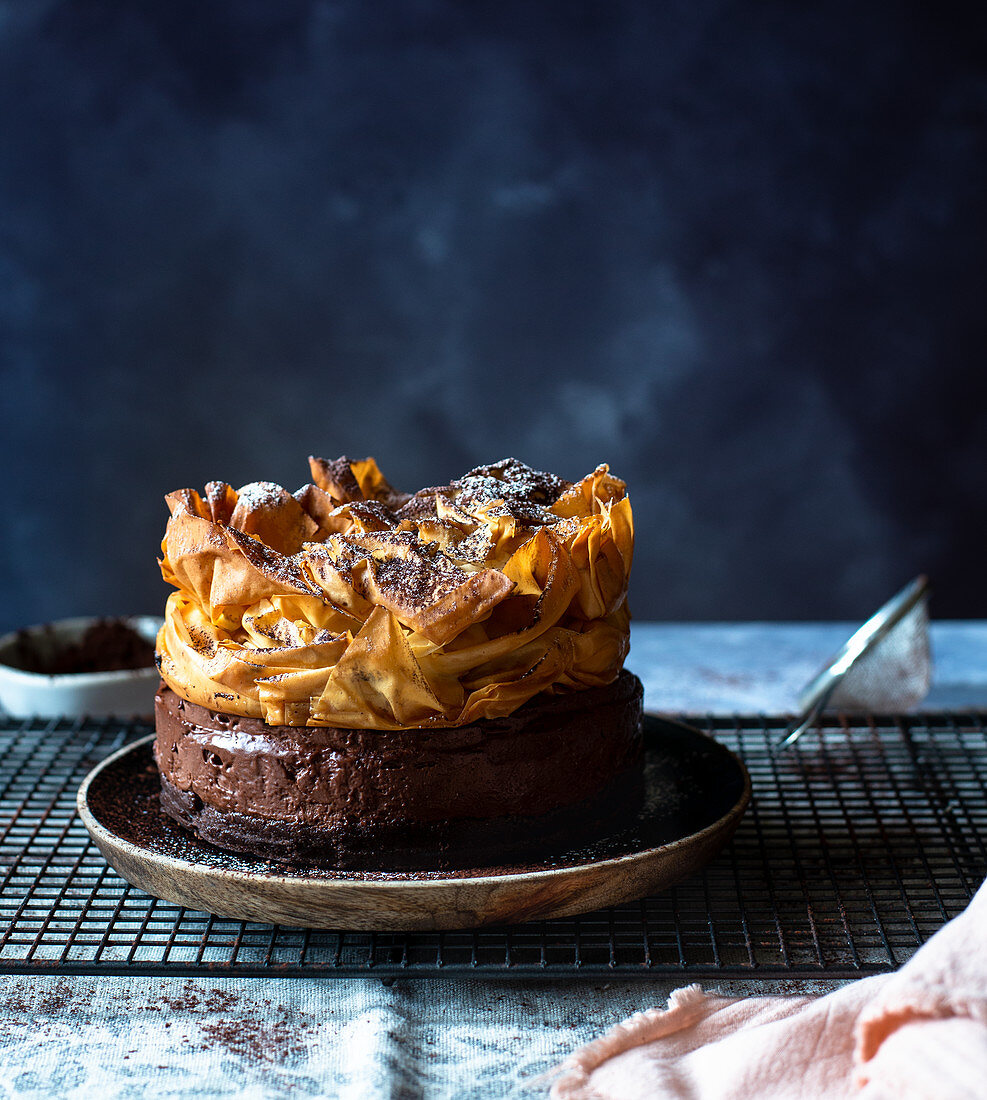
2;1;985;630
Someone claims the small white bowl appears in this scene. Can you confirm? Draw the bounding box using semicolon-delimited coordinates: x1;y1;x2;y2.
0;616;163;720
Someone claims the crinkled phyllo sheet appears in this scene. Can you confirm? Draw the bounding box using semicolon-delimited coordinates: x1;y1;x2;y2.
157;456;633;729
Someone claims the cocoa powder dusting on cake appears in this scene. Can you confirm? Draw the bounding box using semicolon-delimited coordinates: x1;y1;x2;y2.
187;625;217;659
395;487;445;522
231;481;285;512
373;555;465;606
224;527;314;592
335;461;569;597
342;499;399;529
450;458;571;526
310;455;363;501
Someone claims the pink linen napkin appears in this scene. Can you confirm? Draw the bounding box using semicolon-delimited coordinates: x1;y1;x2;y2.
550;879;987;1100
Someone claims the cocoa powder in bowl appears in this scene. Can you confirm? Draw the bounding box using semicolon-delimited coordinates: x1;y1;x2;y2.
2;619;156;675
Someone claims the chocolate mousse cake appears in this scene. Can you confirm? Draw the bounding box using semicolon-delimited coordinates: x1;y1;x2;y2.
153;456;642;870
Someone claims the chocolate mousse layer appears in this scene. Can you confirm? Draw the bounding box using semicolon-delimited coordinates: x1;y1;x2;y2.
154;671;644;870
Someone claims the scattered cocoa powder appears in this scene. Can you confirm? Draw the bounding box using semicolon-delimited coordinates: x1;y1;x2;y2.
199;1016;311;1065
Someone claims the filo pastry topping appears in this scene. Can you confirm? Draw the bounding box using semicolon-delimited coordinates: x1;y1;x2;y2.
156;456;633;730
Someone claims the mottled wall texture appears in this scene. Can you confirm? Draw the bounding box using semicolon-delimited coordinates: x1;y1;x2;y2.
2;1;986;630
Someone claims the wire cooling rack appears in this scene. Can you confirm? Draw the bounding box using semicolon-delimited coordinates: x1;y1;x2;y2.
1;713;984;978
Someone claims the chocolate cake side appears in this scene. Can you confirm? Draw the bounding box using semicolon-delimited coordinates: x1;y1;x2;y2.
153;671;644;871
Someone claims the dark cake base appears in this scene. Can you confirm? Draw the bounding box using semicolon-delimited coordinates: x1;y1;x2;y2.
154;671;644;871
157;768;643;871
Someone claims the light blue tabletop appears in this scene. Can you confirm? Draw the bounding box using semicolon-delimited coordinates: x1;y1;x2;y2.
630;620;987;713
2;622;986;1099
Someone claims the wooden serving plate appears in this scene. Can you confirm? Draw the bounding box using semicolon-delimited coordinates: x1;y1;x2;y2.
77;716;750;931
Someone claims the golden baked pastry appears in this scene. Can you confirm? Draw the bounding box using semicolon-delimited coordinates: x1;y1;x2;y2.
157;456;633;730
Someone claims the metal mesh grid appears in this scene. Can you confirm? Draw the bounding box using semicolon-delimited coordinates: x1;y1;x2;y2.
1;713;985;978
